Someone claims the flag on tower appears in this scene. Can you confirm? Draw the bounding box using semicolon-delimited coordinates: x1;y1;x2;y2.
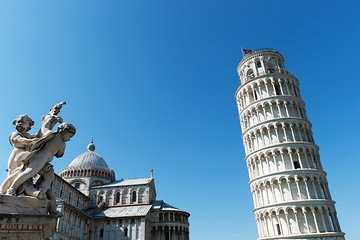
242;48;253;55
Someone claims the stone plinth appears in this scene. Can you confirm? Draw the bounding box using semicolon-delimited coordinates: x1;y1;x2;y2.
0;195;57;239
0;194;48;215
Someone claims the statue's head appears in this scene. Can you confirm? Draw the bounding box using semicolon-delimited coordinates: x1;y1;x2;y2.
12;115;35;133
58;123;76;141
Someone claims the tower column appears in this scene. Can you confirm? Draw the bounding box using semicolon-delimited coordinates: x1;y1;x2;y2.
285;213;291;234
311;208;320;233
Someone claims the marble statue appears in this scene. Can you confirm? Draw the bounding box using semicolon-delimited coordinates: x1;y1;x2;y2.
6;115;39;176
0;115;45;200
41;101;66;135
0;102;76;216
6;123;76;193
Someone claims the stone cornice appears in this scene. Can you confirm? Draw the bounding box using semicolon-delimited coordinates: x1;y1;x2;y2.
249;169;326;185
253;199;336;212
235;71;299;96
239;95;304;116
241;117;311;137
258;232;345;240
244;142;319;160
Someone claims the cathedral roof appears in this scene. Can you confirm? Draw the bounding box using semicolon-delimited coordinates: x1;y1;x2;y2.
91;177;153;188
152;200;189;214
90;205;152;218
68;142;110;169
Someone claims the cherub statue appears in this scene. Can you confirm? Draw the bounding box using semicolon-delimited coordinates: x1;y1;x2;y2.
0;103;74;216
0;115;42;197
6;115;39;175
5;123;76;196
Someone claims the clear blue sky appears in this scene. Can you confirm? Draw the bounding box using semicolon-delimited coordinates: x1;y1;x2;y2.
1;1;359;239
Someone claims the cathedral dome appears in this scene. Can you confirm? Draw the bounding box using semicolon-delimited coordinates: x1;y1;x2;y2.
68;143;109;169
60;142;115;183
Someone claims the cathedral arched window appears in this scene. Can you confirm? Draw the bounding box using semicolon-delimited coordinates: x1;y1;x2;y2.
74;182;80;189
164;227;170;240
98;195;103;203
115;192;120;204
131;191;137;203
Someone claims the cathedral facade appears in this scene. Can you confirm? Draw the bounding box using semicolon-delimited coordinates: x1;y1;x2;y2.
50;142;190;240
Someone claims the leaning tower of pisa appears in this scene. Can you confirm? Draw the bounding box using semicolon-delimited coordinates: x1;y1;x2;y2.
235;49;345;240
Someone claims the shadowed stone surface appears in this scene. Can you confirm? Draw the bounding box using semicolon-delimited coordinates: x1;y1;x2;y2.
0;213;57;239
0;195;57;239
0;195;48;215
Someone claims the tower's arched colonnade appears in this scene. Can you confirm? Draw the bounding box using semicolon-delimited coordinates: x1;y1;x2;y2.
235;49;345;240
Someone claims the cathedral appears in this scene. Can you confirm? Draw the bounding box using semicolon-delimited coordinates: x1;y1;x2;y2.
49;142;190;240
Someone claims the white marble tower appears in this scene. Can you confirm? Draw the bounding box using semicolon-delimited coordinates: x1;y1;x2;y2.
235;49;345;240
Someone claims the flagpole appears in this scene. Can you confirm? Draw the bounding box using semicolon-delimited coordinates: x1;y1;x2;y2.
241;48;244;57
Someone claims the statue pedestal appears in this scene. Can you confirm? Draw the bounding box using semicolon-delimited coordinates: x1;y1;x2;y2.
0;195;57;239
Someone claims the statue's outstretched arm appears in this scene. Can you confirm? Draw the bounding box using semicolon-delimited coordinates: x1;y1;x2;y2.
12;135;38;148
40;102;66;135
